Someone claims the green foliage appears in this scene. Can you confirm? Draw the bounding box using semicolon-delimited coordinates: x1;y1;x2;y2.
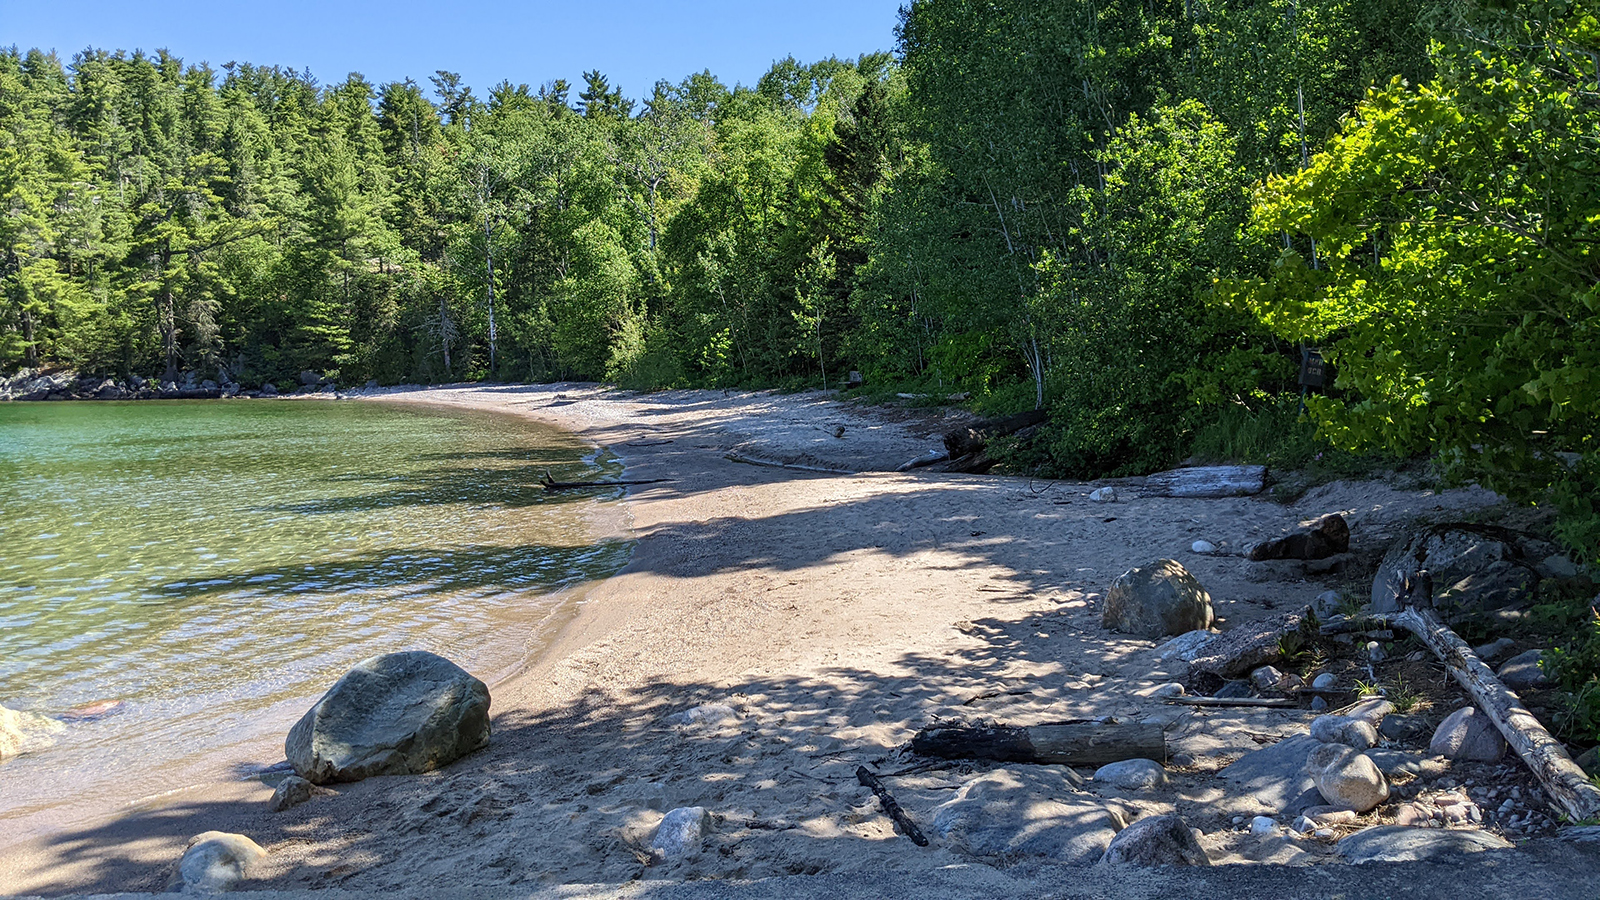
1226;0;1600;559
2;2;1557;513
1542;603;1600;745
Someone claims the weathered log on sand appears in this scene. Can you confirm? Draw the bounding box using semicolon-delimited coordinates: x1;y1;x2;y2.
941;409;1048;458
1135;465;1267;499
896;448;950;472
1393;604;1600;823
935;450;996;475
856;766;929;846
910;720;1165;767
1167;696;1299;709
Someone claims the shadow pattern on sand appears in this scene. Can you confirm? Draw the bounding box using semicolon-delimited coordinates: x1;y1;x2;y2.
7;445;1544;897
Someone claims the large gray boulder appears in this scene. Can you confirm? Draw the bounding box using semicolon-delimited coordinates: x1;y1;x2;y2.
1429;706;1505;762
1372;524;1538;615
1217;735;1323;816
1101;559;1214;639
932;768;1118;865
1100;814;1209;866
1336;825;1512;864
286;651;490;784
1497;649;1550;690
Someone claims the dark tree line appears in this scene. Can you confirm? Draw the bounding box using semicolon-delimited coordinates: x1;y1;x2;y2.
6;1;1593;502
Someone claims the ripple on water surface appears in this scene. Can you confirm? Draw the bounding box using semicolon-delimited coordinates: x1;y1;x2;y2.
0;399;630;825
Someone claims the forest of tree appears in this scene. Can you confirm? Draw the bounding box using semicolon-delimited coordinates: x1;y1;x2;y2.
4;0;1599;555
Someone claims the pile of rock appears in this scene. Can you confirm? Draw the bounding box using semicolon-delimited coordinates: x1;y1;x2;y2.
0;367;331;401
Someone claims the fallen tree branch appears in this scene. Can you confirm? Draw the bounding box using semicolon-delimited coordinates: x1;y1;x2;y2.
1393;604;1600;823
896;448;949;472
910;720;1165;766
1167;697;1299;709
857;766;929;846
539;472;669;491
722;452;852;474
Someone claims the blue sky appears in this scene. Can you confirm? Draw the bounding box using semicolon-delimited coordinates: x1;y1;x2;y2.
1;0;905;98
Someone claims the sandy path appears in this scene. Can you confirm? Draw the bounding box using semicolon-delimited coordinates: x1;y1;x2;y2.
0;384;1522;895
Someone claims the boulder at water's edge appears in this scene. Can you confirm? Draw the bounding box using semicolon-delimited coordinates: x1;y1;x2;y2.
286;650;490;784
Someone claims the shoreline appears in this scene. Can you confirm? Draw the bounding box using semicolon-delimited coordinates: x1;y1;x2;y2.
0;393;634;854
5;384;1594;896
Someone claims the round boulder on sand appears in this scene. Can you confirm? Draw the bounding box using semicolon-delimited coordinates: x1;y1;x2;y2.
1100;814;1210;866
1101;559;1214;639
1308;744;1389;813
174;831;266;892
286;650;490;784
1093;758;1168;791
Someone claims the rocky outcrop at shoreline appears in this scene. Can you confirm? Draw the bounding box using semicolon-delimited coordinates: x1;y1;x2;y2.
0;368;367;401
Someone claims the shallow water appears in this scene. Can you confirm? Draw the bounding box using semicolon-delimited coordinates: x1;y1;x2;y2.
0;399;629;825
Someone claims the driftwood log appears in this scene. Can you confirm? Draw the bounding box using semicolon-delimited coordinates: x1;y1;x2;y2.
910;720;1165;766
896;448;949;472
1393;603;1600;823
934;410;1047;474
539;472;669;491
1091;465;1268;499
1167;696;1299;709
856;766;929;846
1137;465;1267;498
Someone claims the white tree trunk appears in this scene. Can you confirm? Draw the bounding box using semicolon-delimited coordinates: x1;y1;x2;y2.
1394;606;1600;823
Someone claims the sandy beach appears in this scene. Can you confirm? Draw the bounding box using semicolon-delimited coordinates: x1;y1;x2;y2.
3;384;1592;897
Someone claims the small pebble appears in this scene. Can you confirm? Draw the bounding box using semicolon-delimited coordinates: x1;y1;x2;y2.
1232;816;1245;825
1311;696;1329;711
1292;816;1315;834
1250;816;1276;836
1191;540;1217;554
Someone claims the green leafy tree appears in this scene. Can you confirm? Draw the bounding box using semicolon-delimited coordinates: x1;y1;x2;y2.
1226;0;1600;556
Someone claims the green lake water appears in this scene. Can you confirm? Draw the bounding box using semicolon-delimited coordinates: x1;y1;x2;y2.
0;399;630;826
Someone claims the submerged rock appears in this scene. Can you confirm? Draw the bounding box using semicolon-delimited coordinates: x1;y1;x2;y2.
0;704;65;761
286;651;490;784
